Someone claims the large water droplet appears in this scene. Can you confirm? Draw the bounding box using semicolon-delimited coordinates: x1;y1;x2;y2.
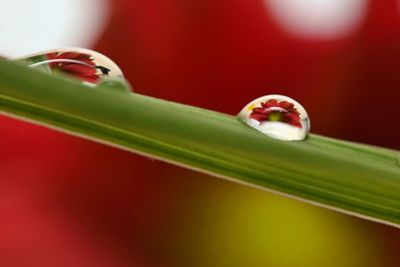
15;48;124;85
238;94;310;141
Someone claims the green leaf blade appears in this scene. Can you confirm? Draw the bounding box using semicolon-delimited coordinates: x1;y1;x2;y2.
1;60;400;227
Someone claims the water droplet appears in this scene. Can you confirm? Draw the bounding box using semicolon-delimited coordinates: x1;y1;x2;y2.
15;48;124;86
97;78;132;93
237;94;310;141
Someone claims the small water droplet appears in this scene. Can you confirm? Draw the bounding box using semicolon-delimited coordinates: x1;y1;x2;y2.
237;94;310;141
15;48;124;86
97;78;132;93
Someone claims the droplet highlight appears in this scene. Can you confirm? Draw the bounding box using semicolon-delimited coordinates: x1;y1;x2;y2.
238;94;310;141
15;48;124;85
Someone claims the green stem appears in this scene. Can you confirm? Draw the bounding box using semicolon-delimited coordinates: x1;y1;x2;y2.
1;60;400;227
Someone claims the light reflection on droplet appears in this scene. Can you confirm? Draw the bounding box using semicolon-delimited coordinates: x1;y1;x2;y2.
238;94;310;141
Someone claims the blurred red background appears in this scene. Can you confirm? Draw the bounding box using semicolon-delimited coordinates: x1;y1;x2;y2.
1;0;400;266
